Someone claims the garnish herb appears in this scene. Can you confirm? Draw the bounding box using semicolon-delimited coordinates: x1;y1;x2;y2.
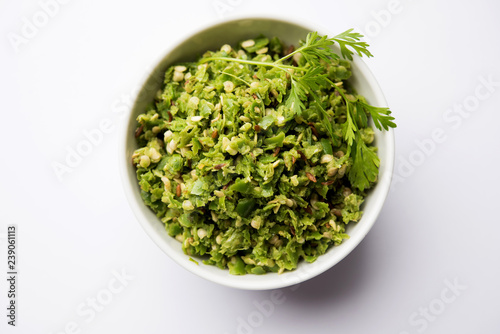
201;30;395;190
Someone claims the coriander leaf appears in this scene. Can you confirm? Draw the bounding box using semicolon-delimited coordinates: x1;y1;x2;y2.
354;102;368;129
358;101;396;131
348;133;380;191
299;66;328;91
332;29;373;60
285;79;306;115
342;102;357;146
300;32;338;64
280;31;339;65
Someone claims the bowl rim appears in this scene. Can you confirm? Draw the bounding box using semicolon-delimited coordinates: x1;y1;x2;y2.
119;14;395;290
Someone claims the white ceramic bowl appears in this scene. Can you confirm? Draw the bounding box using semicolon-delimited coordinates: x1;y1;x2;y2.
120;16;395;290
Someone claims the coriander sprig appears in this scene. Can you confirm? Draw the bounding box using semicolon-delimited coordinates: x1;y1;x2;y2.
200;30;396;191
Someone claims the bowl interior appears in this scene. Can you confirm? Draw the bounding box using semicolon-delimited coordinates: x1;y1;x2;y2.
121;17;394;290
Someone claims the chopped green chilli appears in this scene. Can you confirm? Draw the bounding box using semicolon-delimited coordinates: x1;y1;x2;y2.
132;30;396;275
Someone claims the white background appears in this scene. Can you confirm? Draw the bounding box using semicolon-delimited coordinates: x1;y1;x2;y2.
1;0;499;333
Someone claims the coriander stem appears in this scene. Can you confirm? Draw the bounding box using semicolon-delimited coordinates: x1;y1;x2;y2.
200;57;306;71
326;78;349;101
276;48;302;63
221;71;251;87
